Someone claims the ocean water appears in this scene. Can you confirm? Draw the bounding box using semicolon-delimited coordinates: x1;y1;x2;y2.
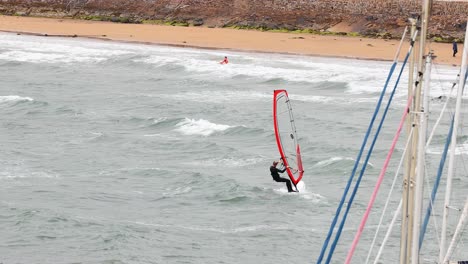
0;33;466;264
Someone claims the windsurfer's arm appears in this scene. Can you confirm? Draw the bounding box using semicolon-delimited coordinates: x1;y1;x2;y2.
278;167;287;173
285;166;298;173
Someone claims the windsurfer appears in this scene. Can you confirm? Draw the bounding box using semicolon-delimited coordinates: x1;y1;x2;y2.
270;160;296;192
220;56;229;64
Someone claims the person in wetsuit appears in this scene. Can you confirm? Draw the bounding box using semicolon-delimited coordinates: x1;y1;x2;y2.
270;160;296;192
453;41;458;57
220;56;229;64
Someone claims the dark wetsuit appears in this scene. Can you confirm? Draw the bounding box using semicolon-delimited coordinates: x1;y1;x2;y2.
453;41;458;57
270;165;294;192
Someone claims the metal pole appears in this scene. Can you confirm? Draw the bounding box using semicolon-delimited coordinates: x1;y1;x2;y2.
406;0;432;263
411;51;433;264
400;17;418;264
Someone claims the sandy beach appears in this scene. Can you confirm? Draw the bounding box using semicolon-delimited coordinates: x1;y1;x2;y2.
0;15;463;66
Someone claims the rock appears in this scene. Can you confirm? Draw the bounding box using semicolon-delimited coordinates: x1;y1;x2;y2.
192;18;203;26
395;17;407;27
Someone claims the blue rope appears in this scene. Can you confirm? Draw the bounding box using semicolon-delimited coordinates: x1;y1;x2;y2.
419;116;454;248
316;62;397;264
325;48;413;263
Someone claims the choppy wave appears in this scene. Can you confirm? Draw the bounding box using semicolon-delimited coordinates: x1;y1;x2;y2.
0;95;43;112
0;33;459;92
134;55;182;68
150;91;385;106
0;95;34;103
127;220;314;234
223;125;267;136
314;156;374;168
0;34;134;64
291;95;334;103
0;50;107;64
0;169;57;179
149;90;271;103
272;181;325;201
174;118;232;136
1;33;465;264
427;143;468;155
186;156;264;167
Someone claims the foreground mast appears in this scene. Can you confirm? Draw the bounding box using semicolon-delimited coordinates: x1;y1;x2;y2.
401;0;467;262
400;0;432;263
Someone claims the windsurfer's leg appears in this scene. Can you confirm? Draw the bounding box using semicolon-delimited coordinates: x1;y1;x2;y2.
285;180;294;192
275;177;294;192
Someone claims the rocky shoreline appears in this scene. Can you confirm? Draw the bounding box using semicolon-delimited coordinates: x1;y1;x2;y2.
0;0;466;41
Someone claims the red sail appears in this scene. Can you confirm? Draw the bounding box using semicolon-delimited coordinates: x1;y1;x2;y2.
273;90;304;186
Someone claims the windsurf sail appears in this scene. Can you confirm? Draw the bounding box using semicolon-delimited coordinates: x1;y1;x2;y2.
273;89;304;186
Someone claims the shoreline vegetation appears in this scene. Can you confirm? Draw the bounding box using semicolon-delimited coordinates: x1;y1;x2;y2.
0;15;463;66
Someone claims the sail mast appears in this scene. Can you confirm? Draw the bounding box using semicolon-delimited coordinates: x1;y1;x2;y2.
411;51;433;264
400;17;418;264
401;1;433;263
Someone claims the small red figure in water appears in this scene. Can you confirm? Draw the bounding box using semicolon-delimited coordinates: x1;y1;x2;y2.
220;56;229;64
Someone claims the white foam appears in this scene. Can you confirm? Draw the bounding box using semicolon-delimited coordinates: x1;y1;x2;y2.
153;90;270;103
143;133;180;140
0;95;34;103
314;156;375;168
128;220;304;233
153;90;377;106
0;50;107;63
273;181;326;201
272;185;322;200
0;170;57;179
291;95;334;103
427;143;468;156
315;156;354;167
152;117;167;124
0;33;134;63
127;44;396;84
162;186;193;197
174;118;231;136
187;157;264;167
153;91;385;106
134;55;182;66
2;33;459;92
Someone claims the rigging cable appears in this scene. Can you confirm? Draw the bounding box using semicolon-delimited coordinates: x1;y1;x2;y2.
365;127;414;264
344;46;417;263
326;29;418;264
315;26;409;264
419;117;454;249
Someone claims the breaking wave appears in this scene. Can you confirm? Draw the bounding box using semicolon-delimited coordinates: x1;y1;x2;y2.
174;118;232;136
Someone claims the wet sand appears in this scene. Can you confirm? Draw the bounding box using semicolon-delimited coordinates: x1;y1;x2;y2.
0;15;462;65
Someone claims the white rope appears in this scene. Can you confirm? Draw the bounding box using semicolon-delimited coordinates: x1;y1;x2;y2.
416;63;461;259
425;74;458;148
365;127;414;264
443;197;468;263
373;199;403;264
422;158;442;253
